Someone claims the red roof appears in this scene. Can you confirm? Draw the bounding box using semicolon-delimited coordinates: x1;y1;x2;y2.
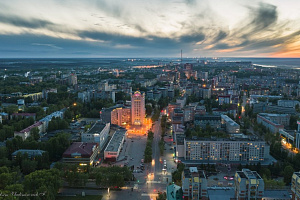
17;121;43;133
63;142;98;158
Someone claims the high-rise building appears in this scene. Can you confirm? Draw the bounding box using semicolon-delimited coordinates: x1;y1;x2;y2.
68;73;77;86
235;169;264;200
131;91;145;125
182;167;208;199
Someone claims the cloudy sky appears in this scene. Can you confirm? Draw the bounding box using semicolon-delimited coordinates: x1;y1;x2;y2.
0;0;300;58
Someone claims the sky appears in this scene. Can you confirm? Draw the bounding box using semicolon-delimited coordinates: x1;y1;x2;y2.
0;0;300;58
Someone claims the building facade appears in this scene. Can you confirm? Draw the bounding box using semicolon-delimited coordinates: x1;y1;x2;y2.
131;91;145;125
235;169;264;200
81;122;110;151
104;129;126;161
111;107;131;126
184;138;269;163
182;167;208;200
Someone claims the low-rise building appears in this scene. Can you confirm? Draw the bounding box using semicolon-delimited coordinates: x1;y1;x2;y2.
14;121;45;140
62;142;99;165
81;122;110;151
194;114;221;129
221;114;240;134
257;113;287;133
12;149;46;160
104;129;126;161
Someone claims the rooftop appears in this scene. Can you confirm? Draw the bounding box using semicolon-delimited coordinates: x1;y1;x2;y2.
63;142;98;158
16;121;43;133
263;190;290;199
207;187;235;200
87;121;107;134
104;129;126;152
12;149;45;157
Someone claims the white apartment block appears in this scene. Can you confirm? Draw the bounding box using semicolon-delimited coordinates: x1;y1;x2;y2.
184;138;269;162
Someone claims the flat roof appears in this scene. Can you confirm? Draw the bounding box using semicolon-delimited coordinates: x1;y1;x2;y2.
104;129;126;152
263;190;290;199
87;122;106;134
207;188;235;200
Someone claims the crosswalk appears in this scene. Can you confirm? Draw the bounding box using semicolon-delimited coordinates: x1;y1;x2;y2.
146;181;161;184
141;193;159;197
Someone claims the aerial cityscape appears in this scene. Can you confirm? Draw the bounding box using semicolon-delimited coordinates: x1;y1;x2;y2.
1;1;300;200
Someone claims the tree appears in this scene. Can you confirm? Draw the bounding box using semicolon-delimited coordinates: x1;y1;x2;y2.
283;165;294;185
5;105;18;115
30;127;40;141
145;105;153;116
23;169;62;200
21;159;37;175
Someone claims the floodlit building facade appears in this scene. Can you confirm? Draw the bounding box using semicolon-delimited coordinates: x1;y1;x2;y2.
131;91;145;125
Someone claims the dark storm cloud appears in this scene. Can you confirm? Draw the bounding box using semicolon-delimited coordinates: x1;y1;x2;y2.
78;29;202;50
178;33;205;43
0;13;54;29
249;3;278;31
212;31;228;43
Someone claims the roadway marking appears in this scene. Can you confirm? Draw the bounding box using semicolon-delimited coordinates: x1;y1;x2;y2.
146;181;161;183
141;194;159;197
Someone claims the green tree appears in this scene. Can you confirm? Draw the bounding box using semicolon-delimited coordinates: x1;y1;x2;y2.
283;165;294;185
23;169;62;200
21;159;37;175
30;127;40;141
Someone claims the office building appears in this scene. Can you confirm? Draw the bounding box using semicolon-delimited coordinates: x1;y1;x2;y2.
235;169;264;199
81;122;110;151
104;129;126;161
62;142;99;165
131;91;145;125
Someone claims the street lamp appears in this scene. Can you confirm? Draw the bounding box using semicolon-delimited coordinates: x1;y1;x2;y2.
108;187;110;198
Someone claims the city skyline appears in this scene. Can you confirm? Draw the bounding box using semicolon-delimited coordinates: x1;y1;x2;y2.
0;0;300;58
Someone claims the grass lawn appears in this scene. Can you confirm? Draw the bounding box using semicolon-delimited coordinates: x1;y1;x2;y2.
56;195;102;200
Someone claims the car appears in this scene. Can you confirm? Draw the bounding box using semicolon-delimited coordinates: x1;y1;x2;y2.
163;160;166;165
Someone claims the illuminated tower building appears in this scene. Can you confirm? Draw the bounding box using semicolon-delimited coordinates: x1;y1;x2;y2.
131;91;145;125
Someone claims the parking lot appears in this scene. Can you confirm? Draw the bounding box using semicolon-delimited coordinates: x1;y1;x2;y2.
114;134;149;183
